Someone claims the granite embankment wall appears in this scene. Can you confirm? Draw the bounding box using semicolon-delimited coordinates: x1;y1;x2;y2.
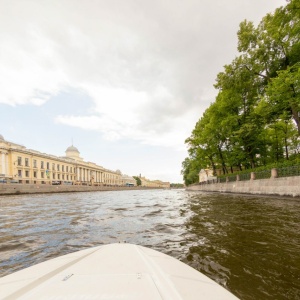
187;176;300;197
0;184;159;196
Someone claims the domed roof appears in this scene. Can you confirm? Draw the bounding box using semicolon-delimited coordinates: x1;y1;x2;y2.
0;134;4;141
66;145;79;153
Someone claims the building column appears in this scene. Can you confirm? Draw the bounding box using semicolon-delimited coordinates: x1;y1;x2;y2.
0;152;4;175
1;152;7;176
5;153;8;177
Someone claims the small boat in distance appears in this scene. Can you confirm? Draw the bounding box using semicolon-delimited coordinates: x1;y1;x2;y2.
0;243;239;299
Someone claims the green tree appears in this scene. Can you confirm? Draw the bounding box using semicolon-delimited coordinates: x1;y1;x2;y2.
237;0;300;80
182;0;300;183
215;56;264;168
181;157;200;186
266;64;300;134
133;176;141;186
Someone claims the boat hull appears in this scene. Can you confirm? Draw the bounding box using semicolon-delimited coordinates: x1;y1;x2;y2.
0;243;239;299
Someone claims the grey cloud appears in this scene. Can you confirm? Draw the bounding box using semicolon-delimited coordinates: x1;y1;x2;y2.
0;0;286;135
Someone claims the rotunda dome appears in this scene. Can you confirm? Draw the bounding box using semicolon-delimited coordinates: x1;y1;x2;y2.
65;144;81;160
66;145;79;153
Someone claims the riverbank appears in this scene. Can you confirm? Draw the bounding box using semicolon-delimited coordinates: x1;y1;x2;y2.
0;183;162;196
186;175;300;198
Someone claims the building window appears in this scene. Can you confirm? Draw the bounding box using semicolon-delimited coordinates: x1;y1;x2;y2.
62;165;64;172
17;157;22;166
25;158;29;167
26;180;29;184
53;173;55;179
33;171;37;178
52;163;55;170
66;166;69;172
62;175;64;180
18;170;22;177
33;160;37;168
46;162;50;170
57;164;60;171
41;161;44;169
70;167;72;173
25;171;29;177
41;172;44;178
67;175;69;180
58;174;60;179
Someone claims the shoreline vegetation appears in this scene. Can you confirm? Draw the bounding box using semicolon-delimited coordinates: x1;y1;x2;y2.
182;0;300;186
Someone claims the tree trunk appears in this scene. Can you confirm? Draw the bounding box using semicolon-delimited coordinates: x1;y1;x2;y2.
290;84;300;135
291;106;300;135
217;145;228;174
209;156;217;176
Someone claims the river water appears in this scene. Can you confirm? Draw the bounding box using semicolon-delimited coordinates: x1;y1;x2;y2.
0;189;299;299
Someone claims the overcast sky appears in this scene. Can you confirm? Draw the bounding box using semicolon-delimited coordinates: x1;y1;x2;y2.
0;0;286;183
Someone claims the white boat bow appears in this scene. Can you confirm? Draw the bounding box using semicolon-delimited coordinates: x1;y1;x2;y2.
0;243;239;299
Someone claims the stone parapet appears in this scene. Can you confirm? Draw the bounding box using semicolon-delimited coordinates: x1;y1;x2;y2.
0;184;162;196
187;176;300;198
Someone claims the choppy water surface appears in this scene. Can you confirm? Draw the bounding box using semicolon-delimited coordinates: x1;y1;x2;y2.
0;189;300;299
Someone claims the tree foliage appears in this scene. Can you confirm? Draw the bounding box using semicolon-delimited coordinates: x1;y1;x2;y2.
133;176;141;186
182;0;300;185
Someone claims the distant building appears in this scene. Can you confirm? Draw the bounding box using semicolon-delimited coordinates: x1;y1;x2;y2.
120;173;137;187
199;169;217;183
0;134;122;185
140;176;170;188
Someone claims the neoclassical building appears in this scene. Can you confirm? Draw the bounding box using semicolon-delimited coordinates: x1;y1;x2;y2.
0;134;126;186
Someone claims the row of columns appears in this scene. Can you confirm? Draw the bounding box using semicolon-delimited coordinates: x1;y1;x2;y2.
76;166;119;185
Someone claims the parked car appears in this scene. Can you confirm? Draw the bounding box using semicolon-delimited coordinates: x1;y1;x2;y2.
0;178;7;183
9;180;19;184
62;181;73;185
52;181;61;185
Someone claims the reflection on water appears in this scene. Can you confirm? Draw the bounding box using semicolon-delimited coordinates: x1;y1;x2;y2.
0;190;299;299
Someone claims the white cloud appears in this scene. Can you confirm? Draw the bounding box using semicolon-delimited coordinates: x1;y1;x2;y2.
54;82;200;149
0;0;286;149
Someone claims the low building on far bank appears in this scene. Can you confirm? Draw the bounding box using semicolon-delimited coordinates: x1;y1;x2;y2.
120;173;137;187
140;176;170;188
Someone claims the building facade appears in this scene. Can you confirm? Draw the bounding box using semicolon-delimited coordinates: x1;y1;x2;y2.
140;176;170;188
0;134;124;186
198;169;217;183
120;173;137;187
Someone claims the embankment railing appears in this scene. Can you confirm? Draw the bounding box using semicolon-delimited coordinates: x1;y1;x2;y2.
196;165;300;185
